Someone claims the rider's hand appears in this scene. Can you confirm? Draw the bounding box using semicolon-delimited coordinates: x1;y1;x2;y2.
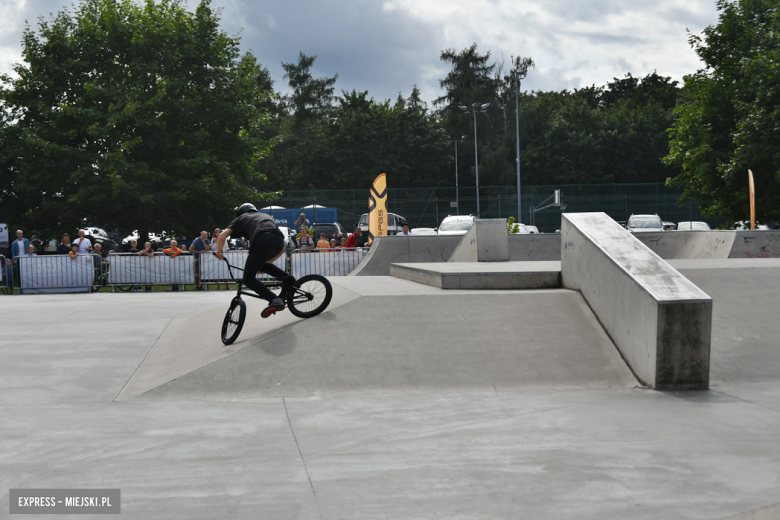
216;252;224;261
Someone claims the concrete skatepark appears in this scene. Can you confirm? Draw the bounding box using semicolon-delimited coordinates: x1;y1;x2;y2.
2;214;780;519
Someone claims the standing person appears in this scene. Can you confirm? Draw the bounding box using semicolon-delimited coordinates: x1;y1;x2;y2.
215;203;296;319
138;242;154;291
338;238;347;249
397;223;411;236
11;230;30;289
73;229;92;254
25;244;37;257
163;240;183;292
57;234;72;254
189;231;211;290
293;212;309;230
317;233;329;250
212;228;229;290
127;240;140;291
345;227;361;249
329;238;337;249
298;225;315;252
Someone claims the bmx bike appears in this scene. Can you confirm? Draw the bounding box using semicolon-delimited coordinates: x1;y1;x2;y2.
219;258;333;345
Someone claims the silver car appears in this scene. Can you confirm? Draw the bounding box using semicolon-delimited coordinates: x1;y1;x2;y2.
626;214;663;233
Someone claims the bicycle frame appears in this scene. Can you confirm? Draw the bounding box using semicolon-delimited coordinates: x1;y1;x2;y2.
222;258;293;301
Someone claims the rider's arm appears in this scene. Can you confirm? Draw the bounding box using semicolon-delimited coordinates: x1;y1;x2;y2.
216;229;232;260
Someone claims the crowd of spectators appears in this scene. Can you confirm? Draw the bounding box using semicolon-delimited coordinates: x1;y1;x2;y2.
296;225;363;252
4;225;368;292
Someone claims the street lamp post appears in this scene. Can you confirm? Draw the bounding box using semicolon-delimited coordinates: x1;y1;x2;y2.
459;103;490;217
512;57;529;223
447;135;469;215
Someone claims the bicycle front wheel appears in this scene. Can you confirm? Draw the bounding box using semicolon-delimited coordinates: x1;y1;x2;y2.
286;275;333;318
221;297;246;345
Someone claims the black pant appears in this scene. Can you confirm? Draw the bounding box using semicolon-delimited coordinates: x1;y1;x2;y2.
243;233;289;302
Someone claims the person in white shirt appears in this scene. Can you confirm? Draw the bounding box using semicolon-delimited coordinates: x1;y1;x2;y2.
74;229;92;254
397;223;411;236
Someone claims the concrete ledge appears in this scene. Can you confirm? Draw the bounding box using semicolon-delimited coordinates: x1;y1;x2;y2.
561;213;712;389
391;262;561;290
448;219;509;262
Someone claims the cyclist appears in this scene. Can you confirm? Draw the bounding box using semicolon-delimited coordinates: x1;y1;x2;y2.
215;203;295;318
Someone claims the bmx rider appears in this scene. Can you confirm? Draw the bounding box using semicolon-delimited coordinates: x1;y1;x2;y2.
215;203;295;318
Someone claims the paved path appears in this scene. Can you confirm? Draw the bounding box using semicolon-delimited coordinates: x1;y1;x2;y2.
1;274;778;519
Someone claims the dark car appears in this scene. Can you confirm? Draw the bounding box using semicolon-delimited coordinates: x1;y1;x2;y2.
311;222;347;243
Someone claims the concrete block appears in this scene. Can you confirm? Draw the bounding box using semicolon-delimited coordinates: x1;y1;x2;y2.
561;212;712;389
448;219;509;263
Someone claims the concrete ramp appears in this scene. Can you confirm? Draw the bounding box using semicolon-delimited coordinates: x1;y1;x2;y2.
115;286;361;400
350;235;461;276
140;289;636;399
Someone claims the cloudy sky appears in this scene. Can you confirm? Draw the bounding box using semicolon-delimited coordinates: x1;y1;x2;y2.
2;0;721;103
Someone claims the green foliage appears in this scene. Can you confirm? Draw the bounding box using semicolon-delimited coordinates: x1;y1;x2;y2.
665;0;780;224
507;215;519;233
0;0;273;241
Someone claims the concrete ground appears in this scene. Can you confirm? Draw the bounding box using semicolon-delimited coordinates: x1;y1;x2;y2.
1;272;779;519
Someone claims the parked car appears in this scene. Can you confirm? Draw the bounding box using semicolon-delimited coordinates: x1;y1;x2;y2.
278;226;297;253
437;215;476;236
410;228;437;235
311;222;348;243
121;230;176;251
662;221;677;231
525;225;540;234
509;222;530;234
677;221;712;231
731;221;770;230
626;214;663;233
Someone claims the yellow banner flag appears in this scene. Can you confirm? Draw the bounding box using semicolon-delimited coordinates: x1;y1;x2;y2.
749;169;756;230
367;173;388;246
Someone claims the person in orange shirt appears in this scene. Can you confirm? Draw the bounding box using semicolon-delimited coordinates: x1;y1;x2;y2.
316;233;329;250
163;240;183;257
163;240;183;291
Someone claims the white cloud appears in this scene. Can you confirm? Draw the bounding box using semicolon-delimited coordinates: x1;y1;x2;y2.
0;0;721;101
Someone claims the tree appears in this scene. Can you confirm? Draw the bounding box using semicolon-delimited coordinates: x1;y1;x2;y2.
0;0;273;243
665;0;780;224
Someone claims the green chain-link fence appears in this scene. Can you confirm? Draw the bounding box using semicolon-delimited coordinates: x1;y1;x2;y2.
266;183;708;233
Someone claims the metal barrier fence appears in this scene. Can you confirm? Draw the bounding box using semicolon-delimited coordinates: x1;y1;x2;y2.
197;251;286;286
15;254;103;294
1;255;11;293
106;252;197;289
267;182;712;233
2;248;367;294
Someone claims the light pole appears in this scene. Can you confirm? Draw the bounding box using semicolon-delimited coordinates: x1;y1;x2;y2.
511;56;530;223
447;135;469;215
459;103;490;217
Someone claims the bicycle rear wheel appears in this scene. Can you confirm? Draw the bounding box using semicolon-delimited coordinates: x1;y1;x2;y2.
286;275;332;318
221;297;246;345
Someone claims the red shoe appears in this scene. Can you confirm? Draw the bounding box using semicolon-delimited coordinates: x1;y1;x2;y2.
261;298;285;318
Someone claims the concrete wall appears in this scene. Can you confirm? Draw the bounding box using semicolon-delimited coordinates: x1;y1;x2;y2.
508;234;561;261
561;212;712;389
448;219;509;263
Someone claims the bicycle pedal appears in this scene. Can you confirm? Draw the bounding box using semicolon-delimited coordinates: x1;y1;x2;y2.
261;307;277;319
